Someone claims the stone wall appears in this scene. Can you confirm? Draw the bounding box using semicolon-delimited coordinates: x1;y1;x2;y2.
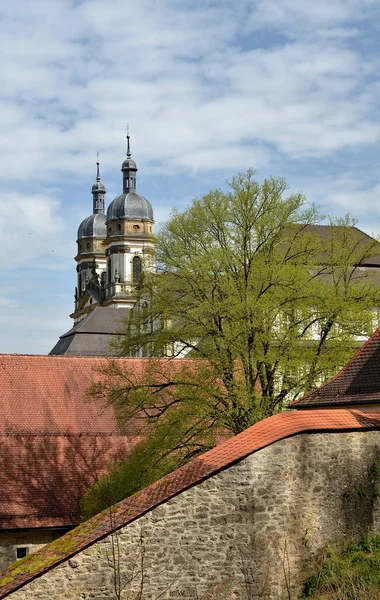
0;530;64;576
8;430;380;600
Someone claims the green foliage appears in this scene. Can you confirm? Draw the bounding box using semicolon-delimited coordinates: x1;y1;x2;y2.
302;529;310;547
82;381;218;518
87;170;380;512
301;535;380;599
113;170;380;420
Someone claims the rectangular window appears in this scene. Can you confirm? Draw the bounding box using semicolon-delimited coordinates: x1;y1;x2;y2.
16;547;29;560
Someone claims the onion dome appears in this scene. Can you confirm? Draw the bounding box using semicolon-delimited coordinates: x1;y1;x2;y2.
77;154;107;239
77;213;107;239
121;157;137;171
92;180;106;193
107;192;153;221
107;131;154;222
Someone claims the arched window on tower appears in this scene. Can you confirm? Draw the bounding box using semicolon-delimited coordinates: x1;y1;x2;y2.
133;255;142;282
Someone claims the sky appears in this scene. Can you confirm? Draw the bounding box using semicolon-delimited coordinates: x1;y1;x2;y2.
1;0;380;354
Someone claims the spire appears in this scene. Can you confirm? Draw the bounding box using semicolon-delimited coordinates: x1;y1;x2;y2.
126;124;131;158
121;126;138;193
91;151;106;214
96;150;100;181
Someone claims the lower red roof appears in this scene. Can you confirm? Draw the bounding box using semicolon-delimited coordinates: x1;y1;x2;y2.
0;434;134;529
0;354;202;529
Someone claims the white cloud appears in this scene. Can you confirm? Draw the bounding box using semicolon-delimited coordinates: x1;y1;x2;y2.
0;307;72;354
0;297;12;307
293;173;380;238
247;0;379;38
0;192;68;268
1;0;380;352
0;0;379;183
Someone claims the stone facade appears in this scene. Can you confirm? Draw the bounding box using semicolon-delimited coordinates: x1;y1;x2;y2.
7;429;380;600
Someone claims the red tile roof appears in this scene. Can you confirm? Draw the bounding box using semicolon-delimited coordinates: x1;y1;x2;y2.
0;354;201;433
0;354;141;434
290;327;380;408
0;434;132;530
0;354;143;528
1;408;379;597
0;355;144;530
0;354;202;529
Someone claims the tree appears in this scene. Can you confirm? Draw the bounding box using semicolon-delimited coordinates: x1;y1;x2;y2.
85;170;380;513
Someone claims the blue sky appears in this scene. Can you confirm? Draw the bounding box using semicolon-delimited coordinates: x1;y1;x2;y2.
2;0;380;354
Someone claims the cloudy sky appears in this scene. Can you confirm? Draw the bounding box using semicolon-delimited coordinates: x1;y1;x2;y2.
1;0;380;354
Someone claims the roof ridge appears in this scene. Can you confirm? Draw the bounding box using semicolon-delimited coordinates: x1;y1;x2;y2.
351;224;379;242
0;354;210;362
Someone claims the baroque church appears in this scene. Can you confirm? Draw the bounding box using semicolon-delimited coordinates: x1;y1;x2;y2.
50;134;155;356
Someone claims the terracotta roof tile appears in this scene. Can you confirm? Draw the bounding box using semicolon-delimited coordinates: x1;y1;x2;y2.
0;434;133;530
1;408;379;597
0;354;204;529
0;354;137;434
0;354;206;434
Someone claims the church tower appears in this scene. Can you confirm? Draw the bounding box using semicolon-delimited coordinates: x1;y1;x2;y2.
103;132;155;309
50;132;155;356
72;155;107;323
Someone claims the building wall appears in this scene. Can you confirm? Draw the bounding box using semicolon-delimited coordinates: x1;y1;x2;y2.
8;430;380;600
0;531;65;576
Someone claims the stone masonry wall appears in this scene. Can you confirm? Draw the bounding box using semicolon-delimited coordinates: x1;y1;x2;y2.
8;430;380;600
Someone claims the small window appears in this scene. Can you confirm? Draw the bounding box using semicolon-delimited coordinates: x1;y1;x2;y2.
16;547;29;560
79;244;82;251
133;224;140;231
118;224;121;231
108;227;112;233
86;243;90;250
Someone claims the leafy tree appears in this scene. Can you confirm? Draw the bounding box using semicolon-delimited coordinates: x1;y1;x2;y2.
85;170;380;514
